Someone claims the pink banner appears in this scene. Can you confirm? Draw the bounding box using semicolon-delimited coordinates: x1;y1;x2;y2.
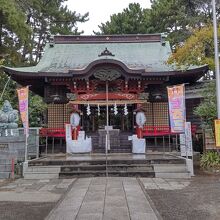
167;84;186;133
17;87;29;136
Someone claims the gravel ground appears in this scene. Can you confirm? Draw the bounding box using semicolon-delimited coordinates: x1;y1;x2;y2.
0;202;55;220
147;171;220;220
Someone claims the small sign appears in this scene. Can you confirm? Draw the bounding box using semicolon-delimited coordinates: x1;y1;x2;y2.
215;120;220;147
180;122;193;157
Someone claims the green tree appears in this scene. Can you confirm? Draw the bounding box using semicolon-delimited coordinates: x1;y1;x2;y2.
0;0;88;126
18;0;89;64
194;81;217;131
0;0;30;109
29;93;47;127
0;0;31;66
96;3;151;34
148;0;215;46
167;25;218;130
168;26;216;72
97;0;216;47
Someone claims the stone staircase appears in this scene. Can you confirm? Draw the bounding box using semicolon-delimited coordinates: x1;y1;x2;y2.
24;154;190;179
90;132;132;153
23;165;60;179
59;160;154;178
154;163;190;178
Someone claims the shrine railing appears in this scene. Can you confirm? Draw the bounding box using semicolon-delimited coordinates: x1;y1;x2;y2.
138;125;197;137
39;125;197;138
39;126;80;138
39;128;65;138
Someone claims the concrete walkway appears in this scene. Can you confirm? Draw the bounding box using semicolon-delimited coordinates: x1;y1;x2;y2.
46;177;159;220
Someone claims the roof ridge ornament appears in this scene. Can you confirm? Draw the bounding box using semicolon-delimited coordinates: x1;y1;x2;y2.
98;47;115;57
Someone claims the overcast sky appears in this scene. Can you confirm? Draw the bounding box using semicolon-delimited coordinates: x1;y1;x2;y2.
65;0;151;35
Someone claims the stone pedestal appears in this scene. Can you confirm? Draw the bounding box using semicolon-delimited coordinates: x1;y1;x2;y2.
0;135;25;161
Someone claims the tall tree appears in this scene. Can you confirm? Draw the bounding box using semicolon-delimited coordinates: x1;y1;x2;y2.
0;0;89;125
96;3;151;35
167;25;218;130
194;81;217;131
0;0;31;66
17;0;89;64
97;0;217;47
168;26;217;72
147;0;215;46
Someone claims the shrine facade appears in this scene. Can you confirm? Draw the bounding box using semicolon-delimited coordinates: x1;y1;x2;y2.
3;34;208;153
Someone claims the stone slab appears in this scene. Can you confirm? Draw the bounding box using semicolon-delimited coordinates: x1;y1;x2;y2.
46;177;158;220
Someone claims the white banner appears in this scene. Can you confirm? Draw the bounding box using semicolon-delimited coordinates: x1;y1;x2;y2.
180;122;193;157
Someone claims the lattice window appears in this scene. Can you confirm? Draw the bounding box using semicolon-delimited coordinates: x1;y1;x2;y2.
48;104;64;128
142;103;153;126
64;104;72;124
153;102;169;126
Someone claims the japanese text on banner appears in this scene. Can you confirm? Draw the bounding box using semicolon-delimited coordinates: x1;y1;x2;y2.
167;84;186;133
17;87;29;136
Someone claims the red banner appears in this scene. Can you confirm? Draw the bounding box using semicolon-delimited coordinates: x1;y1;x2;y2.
17;87;29;136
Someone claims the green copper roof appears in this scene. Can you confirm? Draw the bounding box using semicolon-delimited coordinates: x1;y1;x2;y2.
4;40;176;73
3;34;208;77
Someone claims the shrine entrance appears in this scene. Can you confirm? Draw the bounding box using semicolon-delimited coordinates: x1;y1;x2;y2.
81;104;135;133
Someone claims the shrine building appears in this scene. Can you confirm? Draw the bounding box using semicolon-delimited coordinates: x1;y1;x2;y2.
2;34;209;153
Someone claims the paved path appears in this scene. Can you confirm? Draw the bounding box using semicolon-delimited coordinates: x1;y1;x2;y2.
46;177;158;220
0;178;75;202
140;178;191;190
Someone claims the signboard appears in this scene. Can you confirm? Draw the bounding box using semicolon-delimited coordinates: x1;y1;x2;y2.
167;84;186;133
17;87;29;136
215;120;220;147
180;122;193;157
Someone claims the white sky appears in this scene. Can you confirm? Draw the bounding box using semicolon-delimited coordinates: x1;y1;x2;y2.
65;0;151;35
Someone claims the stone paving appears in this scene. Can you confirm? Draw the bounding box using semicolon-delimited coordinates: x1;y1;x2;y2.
0;178;75;202
0;177;192;220
140;178;191;190
46;177;159;220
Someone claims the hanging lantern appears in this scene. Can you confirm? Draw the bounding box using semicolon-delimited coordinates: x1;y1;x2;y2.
86;103;91;115
114;102;118;115
124;103;128;116
97;104;100;116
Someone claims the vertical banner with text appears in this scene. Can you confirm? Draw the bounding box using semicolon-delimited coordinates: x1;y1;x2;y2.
167;84;186;133
17;87;29;136
180;122;193;157
215;120;220;147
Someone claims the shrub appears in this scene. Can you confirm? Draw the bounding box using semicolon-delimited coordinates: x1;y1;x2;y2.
200;151;220;169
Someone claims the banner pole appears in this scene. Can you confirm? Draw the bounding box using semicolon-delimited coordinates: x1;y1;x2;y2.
25;132;28;162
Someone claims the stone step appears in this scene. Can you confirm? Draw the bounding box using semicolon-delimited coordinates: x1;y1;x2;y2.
153;164;187;172
26;166;61;173
61;164;153;172
153;163;190;179
23;165;61;179
29;158;185;166
24;172;59;179
110;150;131;153
59;170;155;178
155;172;190;179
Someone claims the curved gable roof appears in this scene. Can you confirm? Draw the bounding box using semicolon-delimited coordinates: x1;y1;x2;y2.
2;34;208;82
